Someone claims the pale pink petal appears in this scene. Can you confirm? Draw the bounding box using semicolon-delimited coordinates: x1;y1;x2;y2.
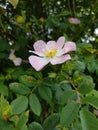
56;36;65;49
8;49;15;60
10;49;15;54
29;50;44;57
56;48;65;56
47;41;56;49
64;41;76;53
33;40;46;52
13;58;22;66
28;56;49;71
68;18;80;24
9;53;16;60
50;54;71;65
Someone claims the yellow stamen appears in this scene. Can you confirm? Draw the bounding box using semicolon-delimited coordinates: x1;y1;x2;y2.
44;48;57;58
12;55;16;60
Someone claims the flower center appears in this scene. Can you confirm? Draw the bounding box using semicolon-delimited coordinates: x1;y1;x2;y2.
44;48;57;58
12;55;17;60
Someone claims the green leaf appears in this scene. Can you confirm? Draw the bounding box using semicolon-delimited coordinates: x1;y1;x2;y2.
87;61;97;73
0;95;12;119
0;74;5;83
33;72;42;79
43;113;60;130
0;119;15;130
38;86;53;106
87;90;98;97
19;75;36;88
46;15;60;27
78;76;95;94
55;90;77;105
80;108;98;130
0;83;8;97
60;101;79;127
29;93;41;116
8;0;19;8
0;38;9;51
19;125;28;130
82;96;98;109
58;10;70;16
11;96;28;114
0;52;7;59
29;122;43;130
73;61;85;72
9;82;30;95
16;111;29;130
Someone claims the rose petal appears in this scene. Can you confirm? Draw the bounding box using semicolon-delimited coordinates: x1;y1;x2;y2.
33;40;46;52
64;41;76;53
29;50;44;57
9;49;15;60
56;36;65;49
47;41;56;49
56;48;65;56
68;18;80;24
28;55;49;71
50;54;71;65
13;58;22;66
9;54;16;60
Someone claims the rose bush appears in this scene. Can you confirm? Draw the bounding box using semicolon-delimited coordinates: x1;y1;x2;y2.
0;0;98;130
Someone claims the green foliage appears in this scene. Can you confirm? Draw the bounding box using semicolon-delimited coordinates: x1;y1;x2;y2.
0;95;12;119
11;96;28;114
77;75;95;94
0;0;98;130
9;82;30;95
82;96;98;109
29;122;43;130
0;84;8;97
38;86;53;106
0;119;15;130
29;93;42;116
43;113;60;130
14;111;29;130
8;0;19;8
60;101;79;127
80;108;98;130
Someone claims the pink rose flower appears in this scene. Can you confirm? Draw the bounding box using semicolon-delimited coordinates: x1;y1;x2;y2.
68;17;80;24
28;36;76;71
8;49;22;66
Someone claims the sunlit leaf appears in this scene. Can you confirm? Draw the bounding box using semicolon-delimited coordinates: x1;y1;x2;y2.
0;95;12;120
8;0;19;8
